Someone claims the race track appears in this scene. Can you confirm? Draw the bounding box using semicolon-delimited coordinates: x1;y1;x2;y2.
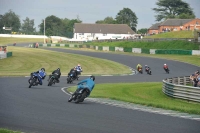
0;45;200;133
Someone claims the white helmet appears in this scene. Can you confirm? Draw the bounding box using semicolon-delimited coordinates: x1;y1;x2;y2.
164;64;166;65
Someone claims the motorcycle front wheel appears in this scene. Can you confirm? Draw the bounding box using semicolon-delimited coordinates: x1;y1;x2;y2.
29;78;36;88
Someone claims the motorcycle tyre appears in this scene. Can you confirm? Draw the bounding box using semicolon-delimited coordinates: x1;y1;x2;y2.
29;78;36;88
48;77;54;86
75;91;87;104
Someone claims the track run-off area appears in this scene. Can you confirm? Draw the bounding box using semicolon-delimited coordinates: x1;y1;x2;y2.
0;44;200;133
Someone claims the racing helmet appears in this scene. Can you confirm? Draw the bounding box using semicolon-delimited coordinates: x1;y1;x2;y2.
90;75;95;81
164;64;166;65
41;68;45;72
57;68;60;71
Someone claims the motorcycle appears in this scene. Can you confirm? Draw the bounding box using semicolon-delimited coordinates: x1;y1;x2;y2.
68;87;91;103
67;73;76;84
145;67;152;75
138;68;143;74
164;68;170;74
28;73;38;88
48;75;56;86
76;70;82;80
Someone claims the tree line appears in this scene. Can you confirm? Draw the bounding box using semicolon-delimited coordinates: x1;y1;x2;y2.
0;0;196;37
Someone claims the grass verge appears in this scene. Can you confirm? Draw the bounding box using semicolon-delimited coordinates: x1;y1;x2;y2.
85;40;200;50
144;30;195;38
0;128;21;133
0;37;43;46
68;82;200;115
0;46;131;76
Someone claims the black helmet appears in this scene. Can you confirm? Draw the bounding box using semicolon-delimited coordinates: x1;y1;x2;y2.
57;68;60;71
90;75;95;81
41;68;45;72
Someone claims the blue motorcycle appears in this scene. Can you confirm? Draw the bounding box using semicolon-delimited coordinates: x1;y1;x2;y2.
67;73;76;84
28;73;38;88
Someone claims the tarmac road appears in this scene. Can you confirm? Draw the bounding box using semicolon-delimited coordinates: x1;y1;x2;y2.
0;44;200;133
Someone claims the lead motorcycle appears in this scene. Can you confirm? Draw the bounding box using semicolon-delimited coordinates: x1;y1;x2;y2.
68;87;91;103
138;67;143;74
28;73;38;88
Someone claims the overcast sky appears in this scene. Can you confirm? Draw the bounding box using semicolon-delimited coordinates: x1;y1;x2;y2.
0;0;200;31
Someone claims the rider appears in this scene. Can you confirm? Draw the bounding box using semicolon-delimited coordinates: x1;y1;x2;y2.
29;68;46;85
144;65;150;72
72;75;95;97
49;68;61;83
75;64;83;77
163;64;169;70
136;64;142;71
68;67;78;79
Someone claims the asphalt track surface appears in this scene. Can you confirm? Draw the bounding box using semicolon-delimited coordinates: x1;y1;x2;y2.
0;44;200;133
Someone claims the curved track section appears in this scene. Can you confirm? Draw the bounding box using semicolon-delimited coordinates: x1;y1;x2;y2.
0;45;200;133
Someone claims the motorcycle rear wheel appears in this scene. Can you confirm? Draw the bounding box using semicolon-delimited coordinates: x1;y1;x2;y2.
48;77;54;86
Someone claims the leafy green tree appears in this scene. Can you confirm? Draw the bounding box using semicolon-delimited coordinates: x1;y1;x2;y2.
177;13;195;19
39;15;81;37
115;8;138;32
137;28;148;34
96;17;116;24
39;15;63;36
1;10;21;33
21;17;36;34
153;0;195;21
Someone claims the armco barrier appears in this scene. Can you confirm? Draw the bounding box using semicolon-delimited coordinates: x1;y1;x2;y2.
155;49;192;55
163;76;200;102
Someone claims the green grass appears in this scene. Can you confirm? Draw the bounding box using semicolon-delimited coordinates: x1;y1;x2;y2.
0;128;21;133
145;30;195;38
68;82;200;115
85;40;200;50
0;37;43;45
0;46;131;76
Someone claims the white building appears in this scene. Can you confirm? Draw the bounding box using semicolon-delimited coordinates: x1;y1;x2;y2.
72;23;136;41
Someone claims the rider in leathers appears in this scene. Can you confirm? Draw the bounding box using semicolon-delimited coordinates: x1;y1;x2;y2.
29;68;46;85
49;68;61;83
72;75;95;97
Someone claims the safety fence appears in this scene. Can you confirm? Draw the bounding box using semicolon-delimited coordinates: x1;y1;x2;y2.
36;43;200;55
0;51;12;59
163;76;200;102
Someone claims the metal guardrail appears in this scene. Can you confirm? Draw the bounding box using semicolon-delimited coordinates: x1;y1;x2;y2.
162;76;200;102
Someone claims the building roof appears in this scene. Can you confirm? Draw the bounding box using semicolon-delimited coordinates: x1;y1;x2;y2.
159;19;193;26
148;23;162;30
74;23;135;34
